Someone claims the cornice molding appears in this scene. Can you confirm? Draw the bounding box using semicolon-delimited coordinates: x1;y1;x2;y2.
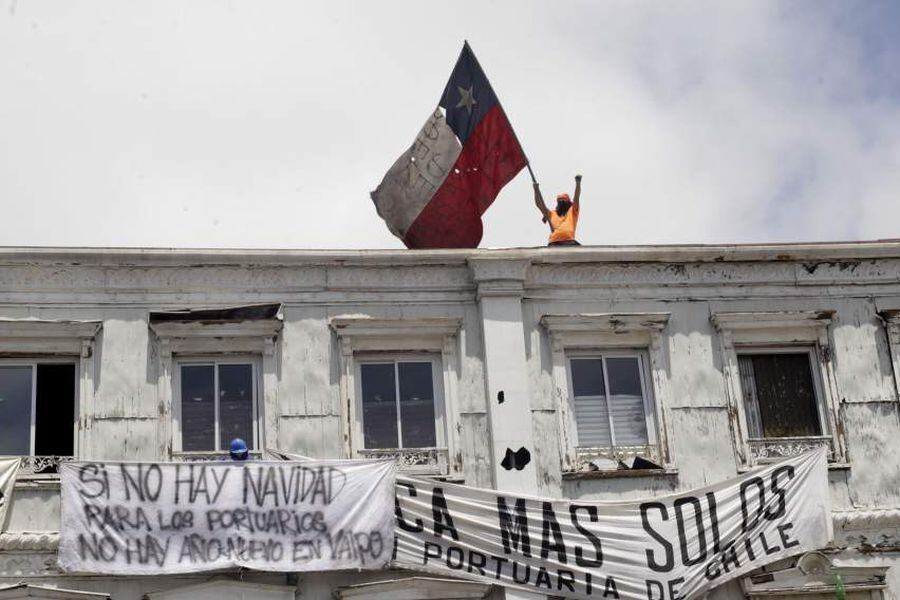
541;312;670;334
4;240;900;266
0;532;59;551
0;319;101;356
0;319;101;339
712;310;834;331
336;576;491;599
467;257;530;282
468;257;530;299
0;584;109;599
151;320;282;357
329;317;462;353
0;512;893;553
150;320;282;339
329;316;461;339
833;507;900;530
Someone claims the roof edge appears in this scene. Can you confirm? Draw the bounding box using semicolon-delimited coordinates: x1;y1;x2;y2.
1;240;900;266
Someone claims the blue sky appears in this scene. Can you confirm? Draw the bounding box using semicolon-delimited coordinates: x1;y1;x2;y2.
1;1;898;249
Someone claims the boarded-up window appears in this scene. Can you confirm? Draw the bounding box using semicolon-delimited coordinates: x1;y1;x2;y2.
569;354;652;448
738;352;822;438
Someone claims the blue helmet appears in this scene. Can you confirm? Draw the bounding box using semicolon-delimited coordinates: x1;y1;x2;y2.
229;438;249;460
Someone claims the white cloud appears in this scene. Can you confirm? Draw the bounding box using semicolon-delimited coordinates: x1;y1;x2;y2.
0;0;897;248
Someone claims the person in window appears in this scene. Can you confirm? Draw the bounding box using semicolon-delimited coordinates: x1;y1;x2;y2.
533;174;582;246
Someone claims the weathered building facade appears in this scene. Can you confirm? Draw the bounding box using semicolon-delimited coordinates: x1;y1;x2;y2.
1;242;899;600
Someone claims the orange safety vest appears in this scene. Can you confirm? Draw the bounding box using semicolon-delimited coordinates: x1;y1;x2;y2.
548;205;578;243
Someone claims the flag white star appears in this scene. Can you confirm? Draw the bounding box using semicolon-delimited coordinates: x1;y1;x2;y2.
456;85;477;115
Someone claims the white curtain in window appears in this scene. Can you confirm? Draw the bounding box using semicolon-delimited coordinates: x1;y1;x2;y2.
738;355;763;438
574;393;613;447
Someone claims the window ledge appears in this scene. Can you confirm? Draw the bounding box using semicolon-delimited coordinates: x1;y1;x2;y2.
14;476;61;489
737;462;850;474
827;462;851;471
171;450;264;462
562;467;678;481
429;475;465;484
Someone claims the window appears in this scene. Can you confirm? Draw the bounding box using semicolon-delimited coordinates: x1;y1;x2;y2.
737;350;825;440
175;359;259;453
0;362;77;459
568;353;656;454
712;310;845;467
541;313;673;473
331;316;462;475
357;358;443;451
0;319;99;476
881;310;900;402
151;304;281;460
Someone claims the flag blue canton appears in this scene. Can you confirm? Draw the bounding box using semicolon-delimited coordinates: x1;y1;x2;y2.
438;43;499;144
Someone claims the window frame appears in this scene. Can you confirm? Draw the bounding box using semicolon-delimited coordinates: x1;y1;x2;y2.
172;356;262;454
354;353;447;452
735;346;830;441
564;349;658;450
0;319;100;478
0;358;80;458
712;310;846;468
541;313;673;472
880;310;900;402
151;314;281;461
330;316;462;476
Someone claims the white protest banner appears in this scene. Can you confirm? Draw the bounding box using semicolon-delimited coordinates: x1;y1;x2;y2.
394;448;830;600
0;458;20;531
59;459;395;574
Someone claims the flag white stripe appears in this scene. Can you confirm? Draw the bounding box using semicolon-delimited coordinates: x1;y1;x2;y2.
371;108;461;240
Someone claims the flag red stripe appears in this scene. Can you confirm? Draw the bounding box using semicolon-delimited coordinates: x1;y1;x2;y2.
404;106;527;249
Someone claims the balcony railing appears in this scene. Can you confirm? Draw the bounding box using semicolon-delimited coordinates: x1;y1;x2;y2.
358;447;449;475
171;450;264;462
17;455;74;477
748;435;834;464
575;444;663;470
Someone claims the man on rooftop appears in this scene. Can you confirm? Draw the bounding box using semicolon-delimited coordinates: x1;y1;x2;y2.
533;174;582;246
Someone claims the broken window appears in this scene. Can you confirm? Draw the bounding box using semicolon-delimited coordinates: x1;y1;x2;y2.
737;350;824;438
568;353;655;450
177;360;258;452
357;357;444;450
0;363;76;458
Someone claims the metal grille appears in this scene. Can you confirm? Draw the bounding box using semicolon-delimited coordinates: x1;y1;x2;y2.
359;447;448;474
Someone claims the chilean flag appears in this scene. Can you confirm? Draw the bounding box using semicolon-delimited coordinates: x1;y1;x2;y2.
371;43;528;248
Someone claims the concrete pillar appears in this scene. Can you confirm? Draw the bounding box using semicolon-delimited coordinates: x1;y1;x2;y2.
469;257;543;600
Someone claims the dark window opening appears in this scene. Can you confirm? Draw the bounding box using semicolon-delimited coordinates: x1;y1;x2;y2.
34;364;76;457
738;352;822;438
0;362;76;473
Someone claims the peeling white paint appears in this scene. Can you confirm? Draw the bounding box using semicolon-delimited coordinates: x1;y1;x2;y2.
1;243;899;599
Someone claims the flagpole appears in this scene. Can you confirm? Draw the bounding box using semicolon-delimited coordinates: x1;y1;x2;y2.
462;41;539;186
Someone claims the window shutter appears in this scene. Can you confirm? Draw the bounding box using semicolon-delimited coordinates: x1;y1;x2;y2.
605;356;649;446
570;357;612;447
573;394;612;447
608;393;649;445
